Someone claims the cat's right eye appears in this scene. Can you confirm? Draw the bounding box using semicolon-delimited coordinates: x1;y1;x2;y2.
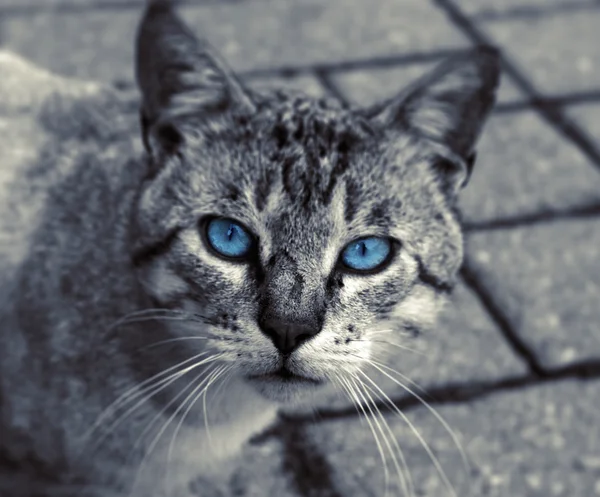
203;217;254;260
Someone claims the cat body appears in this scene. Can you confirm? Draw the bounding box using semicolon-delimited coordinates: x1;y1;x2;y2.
0;2;499;496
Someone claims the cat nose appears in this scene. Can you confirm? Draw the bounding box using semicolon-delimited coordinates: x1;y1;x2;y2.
259;317;321;355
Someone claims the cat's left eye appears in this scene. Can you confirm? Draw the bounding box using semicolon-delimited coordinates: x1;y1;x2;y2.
204;217;254;260
340;237;393;273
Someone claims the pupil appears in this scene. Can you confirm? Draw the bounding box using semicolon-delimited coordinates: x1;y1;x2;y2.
359;242;367;257
227;225;235;241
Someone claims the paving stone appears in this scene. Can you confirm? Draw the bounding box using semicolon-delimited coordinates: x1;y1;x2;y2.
0;0;221;6
285;282;527;416
0;0;129;7
467;217;600;368
481;9;600;95
0;0;467;83
331;62;524;108
231;438;297;497
567;102;600;145
307;379;600;497
459;111;600;224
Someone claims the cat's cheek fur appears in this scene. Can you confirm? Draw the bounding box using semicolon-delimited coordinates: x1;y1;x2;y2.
139;258;190;304
385;283;445;334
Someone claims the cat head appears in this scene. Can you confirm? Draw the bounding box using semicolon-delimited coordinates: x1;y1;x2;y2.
131;1;500;401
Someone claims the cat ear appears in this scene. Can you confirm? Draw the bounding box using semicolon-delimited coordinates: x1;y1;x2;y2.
365;47;500;193
135;0;255;155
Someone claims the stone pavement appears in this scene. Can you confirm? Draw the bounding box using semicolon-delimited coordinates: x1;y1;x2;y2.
1;0;599;495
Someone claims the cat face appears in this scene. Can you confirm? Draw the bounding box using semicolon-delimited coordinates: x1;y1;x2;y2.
131;3;499;401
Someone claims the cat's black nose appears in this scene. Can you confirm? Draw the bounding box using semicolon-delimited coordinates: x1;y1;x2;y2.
259;317;321;355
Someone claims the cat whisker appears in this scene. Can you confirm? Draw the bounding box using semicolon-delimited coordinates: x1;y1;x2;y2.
108;308;192;331
329;374;363;419
202;365;231;449
367;327;421;340
140;336;218;351
130;356;226;457
111;314;214;331
348;375;408;497
353;339;427;357
337;375;391;497
128;357;225;497
165;364;231;494
87;368;186;456
352;370;416;497
126;369;212;497
210;367;236;410
108;308;217;333
367;358;469;475
93;357;223;457
80;350;214;449
113;350;221;440
84;352;226;455
362;359;466;497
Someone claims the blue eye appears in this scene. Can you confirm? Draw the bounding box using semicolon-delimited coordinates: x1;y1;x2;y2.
205;218;253;259
341;237;392;272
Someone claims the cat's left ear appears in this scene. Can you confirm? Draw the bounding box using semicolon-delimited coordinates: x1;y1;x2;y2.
365;47;501;194
135;0;255;156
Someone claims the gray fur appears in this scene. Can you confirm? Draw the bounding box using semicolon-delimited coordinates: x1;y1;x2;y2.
0;2;499;495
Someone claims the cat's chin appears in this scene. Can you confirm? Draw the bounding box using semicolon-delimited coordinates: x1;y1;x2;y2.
245;370;325;403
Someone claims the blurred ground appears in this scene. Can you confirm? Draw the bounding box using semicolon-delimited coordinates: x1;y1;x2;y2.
1;0;599;496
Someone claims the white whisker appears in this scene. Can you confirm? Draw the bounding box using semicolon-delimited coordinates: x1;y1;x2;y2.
201;366;229;448
365;361;462;497
112;314;208;329
141;336;213;350
354;339;427;357
108;308;193;331
354;370;415;497
165;364;230;494
368;359;469;475
90;353;222;454
81;350;212;449
348;376;404;497
338;375;391;497
128;357;225;497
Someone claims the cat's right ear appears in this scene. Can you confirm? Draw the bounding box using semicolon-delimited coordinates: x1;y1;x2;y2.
364;47;500;196
135;0;255;157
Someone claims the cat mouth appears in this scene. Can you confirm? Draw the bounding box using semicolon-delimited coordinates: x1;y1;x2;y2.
249;366;322;385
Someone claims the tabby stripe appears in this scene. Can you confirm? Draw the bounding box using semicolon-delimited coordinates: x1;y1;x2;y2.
415;256;454;294
131;228;181;267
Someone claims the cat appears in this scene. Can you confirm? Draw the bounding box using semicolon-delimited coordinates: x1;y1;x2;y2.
0;1;500;496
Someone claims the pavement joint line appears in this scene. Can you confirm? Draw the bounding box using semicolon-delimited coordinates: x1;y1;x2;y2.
111;67;600;117
432;0;600;176
495;90;600;114
471;0;600;22
463;203;600;232
252;360;600;435
459;262;547;377
240;49;464;79
314;69;351;108
275;422;344;497
106;49;468;91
